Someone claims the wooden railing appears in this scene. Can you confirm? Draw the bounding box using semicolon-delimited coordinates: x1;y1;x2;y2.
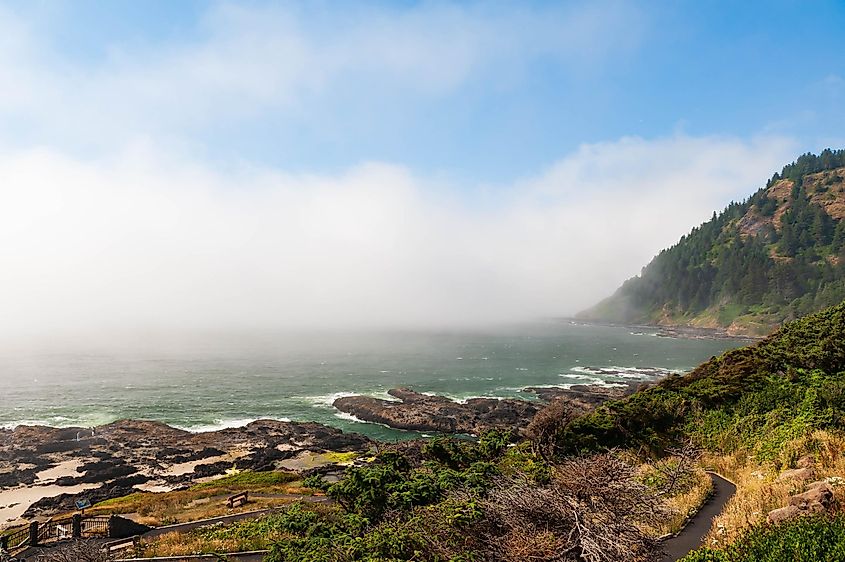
37;516;75;543
1;525;30;552
81;516;110;537
1;514;113;554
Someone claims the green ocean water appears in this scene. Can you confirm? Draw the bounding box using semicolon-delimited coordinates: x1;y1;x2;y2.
0;322;744;440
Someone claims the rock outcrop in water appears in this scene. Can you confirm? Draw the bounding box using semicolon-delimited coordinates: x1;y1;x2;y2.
333;382;653;436
334;388;539;435
522;381;642;404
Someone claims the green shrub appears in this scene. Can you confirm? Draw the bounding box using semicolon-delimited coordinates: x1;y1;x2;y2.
555;301;845;459
681;515;845;561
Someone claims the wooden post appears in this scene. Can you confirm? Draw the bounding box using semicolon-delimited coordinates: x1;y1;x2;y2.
29;520;39;547
108;514;116;538
72;513;82;538
1;534;9;550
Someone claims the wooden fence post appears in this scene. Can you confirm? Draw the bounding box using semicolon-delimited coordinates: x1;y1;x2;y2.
29;520;39;547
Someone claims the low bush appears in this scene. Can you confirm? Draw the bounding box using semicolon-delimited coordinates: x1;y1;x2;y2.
554;302;845;460
681;515;845;561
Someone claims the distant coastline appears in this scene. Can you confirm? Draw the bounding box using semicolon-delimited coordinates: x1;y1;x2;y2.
563;317;764;341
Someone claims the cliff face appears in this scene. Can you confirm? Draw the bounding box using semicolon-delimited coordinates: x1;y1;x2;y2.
579;150;845;337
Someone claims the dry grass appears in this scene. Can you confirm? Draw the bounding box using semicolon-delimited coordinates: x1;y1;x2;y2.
636;460;713;537
126;495;307;527
139;503;338;557
141;530;269;557
702;430;845;548
84;470;313;526
660;468;713;536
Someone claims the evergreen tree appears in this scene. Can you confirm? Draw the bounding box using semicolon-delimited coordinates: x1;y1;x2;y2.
582;149;845;329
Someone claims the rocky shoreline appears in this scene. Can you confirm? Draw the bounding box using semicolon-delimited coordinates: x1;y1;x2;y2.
2;371;665;527
0;419;372;526
522;381;642;403
333;381;646;436
334;388;539;435
567;318;762;341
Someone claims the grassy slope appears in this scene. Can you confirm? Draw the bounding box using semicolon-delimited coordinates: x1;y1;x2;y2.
88;470;305;527
682;515;845;562
90;302;845;560
559;301;845;458
565;301;845;560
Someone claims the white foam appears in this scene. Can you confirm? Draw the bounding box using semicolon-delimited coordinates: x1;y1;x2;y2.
372;391;402;402
307;390;400;409
1;412;117;430
174;417;291;433
333;411;368;423
548;378;621;389
558;374;605;385
569;365;681;380
449;395;505;404
333;411;404;432
307;391;359;408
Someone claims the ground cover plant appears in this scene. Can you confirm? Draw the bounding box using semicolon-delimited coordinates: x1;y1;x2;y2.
133;302;845;560
681;515;845;562
140;431;706;561
553;301;845;458
88;469;304;526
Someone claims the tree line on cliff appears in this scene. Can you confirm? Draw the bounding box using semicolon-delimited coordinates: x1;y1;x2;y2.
581;149;845;333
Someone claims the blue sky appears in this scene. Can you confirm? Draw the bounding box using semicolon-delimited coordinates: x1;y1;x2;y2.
4;0;844;182
0;1;844;338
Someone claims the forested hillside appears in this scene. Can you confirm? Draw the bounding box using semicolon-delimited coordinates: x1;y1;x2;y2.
559;300;845;457
580;149;845;335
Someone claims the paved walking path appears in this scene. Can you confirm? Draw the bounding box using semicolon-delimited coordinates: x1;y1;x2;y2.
661;472;736;562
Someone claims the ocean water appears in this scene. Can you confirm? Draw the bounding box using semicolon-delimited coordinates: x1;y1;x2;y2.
0;322;744;441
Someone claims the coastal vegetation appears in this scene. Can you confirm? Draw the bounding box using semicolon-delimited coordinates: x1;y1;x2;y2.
681;515;845;561
88;470;304;527
231;301;845;560
31;301;845;560
142;438;704;560
581;149;845;336
558;299;845;458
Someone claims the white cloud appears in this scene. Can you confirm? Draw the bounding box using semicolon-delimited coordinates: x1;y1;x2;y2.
0;3;801;347
0;134;795;345
0;1;646;147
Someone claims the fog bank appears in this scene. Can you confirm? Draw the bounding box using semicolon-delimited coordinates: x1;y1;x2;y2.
0;134;793;346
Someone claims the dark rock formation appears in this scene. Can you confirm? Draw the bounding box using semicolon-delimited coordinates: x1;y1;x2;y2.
1;418;373;521
522;382;642;404
334;388;539;435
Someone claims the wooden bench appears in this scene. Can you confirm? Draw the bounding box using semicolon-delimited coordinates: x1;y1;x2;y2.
226;491;249;508
105;536;140;554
